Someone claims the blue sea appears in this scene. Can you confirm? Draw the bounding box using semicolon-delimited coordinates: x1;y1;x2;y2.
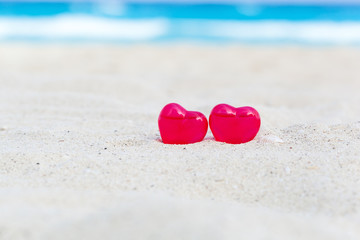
1;1;360;44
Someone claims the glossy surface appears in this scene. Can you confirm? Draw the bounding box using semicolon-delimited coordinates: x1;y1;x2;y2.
209;104;261;144
158;103;208;144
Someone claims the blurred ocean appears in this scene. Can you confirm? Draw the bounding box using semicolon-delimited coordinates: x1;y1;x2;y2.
1;1;360;44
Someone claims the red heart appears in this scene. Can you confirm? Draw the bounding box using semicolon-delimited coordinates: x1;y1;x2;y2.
209;104;261;144
158;103;208;144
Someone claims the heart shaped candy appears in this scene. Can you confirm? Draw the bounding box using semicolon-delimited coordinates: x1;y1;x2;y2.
158;103;208;144
209;104;260;144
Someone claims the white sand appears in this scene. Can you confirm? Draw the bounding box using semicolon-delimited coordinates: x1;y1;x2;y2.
0;44;360;239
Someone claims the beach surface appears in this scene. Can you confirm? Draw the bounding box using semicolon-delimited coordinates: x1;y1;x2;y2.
0;44;360;239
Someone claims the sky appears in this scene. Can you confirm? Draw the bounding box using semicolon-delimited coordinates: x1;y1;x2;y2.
1;0;360;3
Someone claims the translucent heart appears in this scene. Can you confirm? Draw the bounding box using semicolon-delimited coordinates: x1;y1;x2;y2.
209;104;261;144
158;103;208;144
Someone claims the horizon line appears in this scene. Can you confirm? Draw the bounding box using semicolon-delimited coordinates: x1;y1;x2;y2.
1;0;360;4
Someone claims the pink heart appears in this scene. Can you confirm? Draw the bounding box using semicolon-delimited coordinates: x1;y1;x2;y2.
209;104;260;144
158;103;208;144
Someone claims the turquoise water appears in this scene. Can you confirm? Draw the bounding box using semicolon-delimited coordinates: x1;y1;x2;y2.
1;2;360;44
1;2;360;21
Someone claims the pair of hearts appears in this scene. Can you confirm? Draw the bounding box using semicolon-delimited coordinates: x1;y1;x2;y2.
158;103;261;144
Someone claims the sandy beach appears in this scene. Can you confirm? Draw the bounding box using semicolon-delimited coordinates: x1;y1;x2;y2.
0;44;360;239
